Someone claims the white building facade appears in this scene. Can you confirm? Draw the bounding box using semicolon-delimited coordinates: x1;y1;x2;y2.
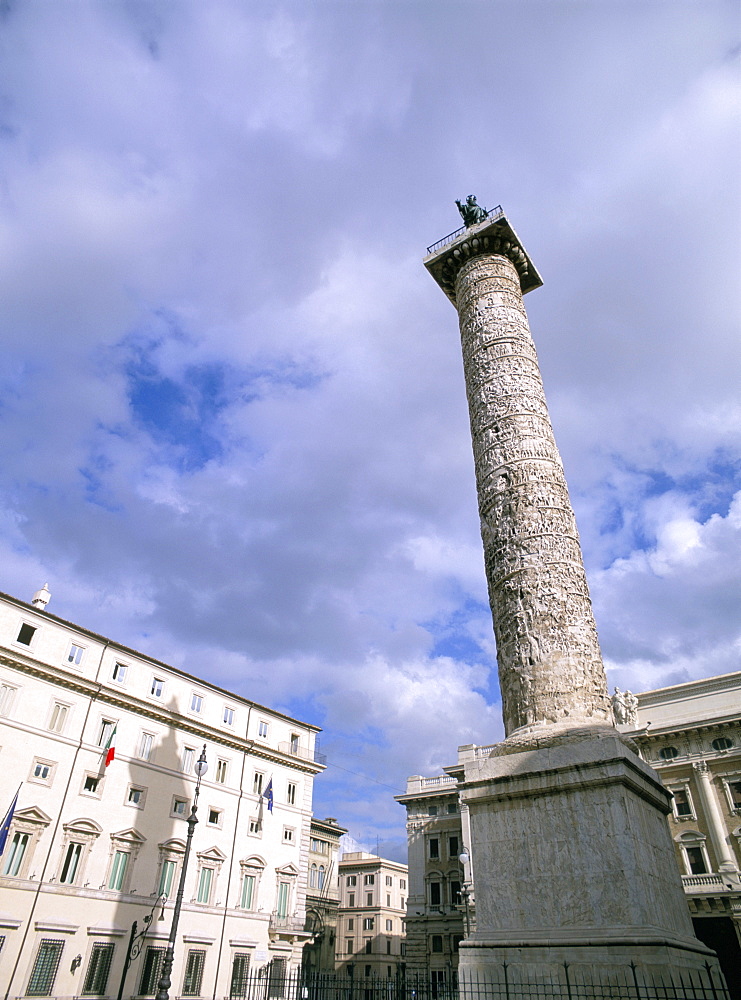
0;588;324;999
335;853;407;979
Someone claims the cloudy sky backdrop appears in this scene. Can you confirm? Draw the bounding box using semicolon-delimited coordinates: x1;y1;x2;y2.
0;0;739;858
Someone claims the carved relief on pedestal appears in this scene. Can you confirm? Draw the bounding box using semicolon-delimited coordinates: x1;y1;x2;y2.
455;252;611;736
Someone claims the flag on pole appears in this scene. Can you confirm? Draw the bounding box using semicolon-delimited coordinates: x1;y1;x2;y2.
104;724;118;767
0;785;20;856
262;778;273;813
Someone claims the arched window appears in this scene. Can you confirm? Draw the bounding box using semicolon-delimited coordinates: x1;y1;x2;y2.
318;865;325;890
712;737;733;752
659;746;679;761
676;831;710;876
310;863;317;888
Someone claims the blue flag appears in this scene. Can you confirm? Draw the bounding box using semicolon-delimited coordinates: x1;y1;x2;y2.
0;785;20;856
263;778;273;813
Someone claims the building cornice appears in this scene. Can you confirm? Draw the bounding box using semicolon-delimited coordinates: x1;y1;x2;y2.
0;647;324;774
0;589;320;733
637;671;741;708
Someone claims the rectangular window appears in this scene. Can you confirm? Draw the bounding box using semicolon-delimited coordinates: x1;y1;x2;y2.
348;892;355;907
258;720;269;737
172;798;189;819
159;859;176;897
83;774;100;794
30;759;54;784
16;622;37;646
430;882;441;906
386;919;393;932
231;954;250;999
347;874;357;886
108;850;129;890
429;838;439;859
431;935;443;953
151;677;164;698
190;692;203;714
348;919;354;930
208;809;221;827
97;719;115;747
82;941;114;995
60;842;83;884
673;788;693;817
686;846;707;875
48;703;68;733
139;947;166;995
26;939;64;996
287;782;296;805
182;949;206;996
215;759;228;784
729;780;741;809
112;662;127;684
182;747;196;773
447;802;457;813
449;835;459;857
366;892;373;906
364;939;372;954
385;875;393;886
386;894;391;907
196;867;213;904
450;881;462;905
345;938;353;955
364;874;375;885
428;805;438;816
267;958;286;999
127;785;146;808
362;918;374;930
253;772;263;795
0;682;17;715
277;881;289;918
240;873;256;908
386;939;391;955
67;643;85;666
249;818;262;835
400;879;406;890
283;828;294;844
223;705;234;726
138;732;154;760
2;831;29;876
289;733;299;754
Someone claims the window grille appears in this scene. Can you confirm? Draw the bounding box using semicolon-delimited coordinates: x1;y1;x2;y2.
139;947;166;995
26;939;64;996
182;949;206;996
82;942;114;996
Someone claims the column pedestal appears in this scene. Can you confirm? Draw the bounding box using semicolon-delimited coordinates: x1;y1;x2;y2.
457;726;724;985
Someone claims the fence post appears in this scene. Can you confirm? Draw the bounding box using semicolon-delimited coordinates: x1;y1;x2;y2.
502;962;509;1000
562;963;573;1000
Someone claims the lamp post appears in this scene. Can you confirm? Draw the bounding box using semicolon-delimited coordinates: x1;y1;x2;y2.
457;848;471;937
116;894;167;1000
156;744;208;1000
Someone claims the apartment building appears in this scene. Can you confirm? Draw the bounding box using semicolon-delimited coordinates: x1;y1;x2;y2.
302;817;346;972
335;852;407;978
396;671;741;996
0;586;324;999
623;671;741;990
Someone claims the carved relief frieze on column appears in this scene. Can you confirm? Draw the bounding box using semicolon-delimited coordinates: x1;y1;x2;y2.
452;250;611;736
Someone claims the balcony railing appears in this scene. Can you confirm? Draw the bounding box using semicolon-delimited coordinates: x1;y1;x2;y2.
278;742;327;765
426;205;504;255
682;873;727;892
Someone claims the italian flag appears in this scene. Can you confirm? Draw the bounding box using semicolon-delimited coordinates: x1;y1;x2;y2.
104;725;117;767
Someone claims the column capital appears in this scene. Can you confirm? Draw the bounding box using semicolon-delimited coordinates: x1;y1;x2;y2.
693;760;710;775
424;212;543;306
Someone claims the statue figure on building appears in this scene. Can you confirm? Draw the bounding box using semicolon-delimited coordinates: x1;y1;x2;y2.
456;195;488;228
624;690;639;726
611;687;627;725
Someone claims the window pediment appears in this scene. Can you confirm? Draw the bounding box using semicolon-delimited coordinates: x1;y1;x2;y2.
197;846;227;863
110;828;146;846
63;818;102;836
276;863;299;877
13;806;51;829
159;838;187;854
241;855;266;870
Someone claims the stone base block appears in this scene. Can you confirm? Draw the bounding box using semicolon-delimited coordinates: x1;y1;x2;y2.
458;728;727;989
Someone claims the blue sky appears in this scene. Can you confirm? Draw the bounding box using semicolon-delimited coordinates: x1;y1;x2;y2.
0;0;739;860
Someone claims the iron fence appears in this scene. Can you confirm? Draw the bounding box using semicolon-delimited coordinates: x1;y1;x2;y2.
226;963;730;1000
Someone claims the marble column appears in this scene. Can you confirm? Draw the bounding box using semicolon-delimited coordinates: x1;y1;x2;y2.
423;210;726;986
693;761;738;873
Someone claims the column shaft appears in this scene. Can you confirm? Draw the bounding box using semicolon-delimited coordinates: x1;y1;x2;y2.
454;253;610;735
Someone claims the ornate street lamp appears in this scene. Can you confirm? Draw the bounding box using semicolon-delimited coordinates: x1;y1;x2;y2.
457;847;471;937
156;744;208;1000
116;894;167;1000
